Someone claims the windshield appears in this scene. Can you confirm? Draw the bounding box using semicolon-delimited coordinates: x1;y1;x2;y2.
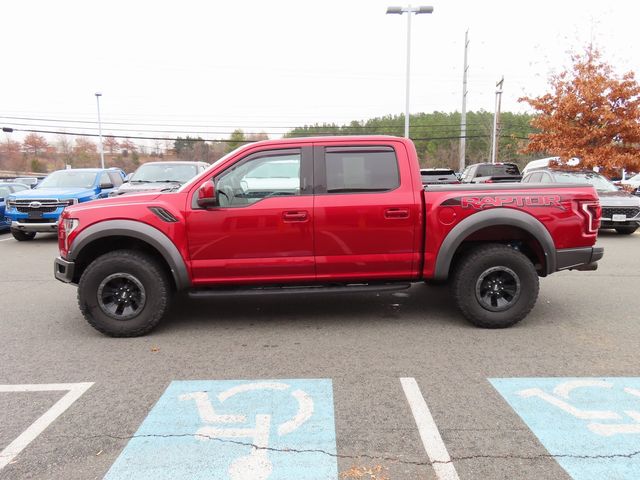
38;171;97;189
0;186;11;198
245;160;299;179
552;171;618;192
131;163;198;183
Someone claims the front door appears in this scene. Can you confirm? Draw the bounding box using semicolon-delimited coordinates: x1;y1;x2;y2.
186;147;315;285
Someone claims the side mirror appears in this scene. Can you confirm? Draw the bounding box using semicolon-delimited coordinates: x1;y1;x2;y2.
197;181;217;208
99;181;114;190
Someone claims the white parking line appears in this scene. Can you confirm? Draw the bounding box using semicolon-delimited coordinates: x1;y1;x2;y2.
400;377;460;480
0;383;94;471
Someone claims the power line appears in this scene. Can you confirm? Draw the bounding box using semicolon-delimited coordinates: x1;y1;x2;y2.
2;125;528;142
0;114;532;131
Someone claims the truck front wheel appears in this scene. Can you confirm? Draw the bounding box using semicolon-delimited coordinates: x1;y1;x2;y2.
77;250;171;337
452;244;539;329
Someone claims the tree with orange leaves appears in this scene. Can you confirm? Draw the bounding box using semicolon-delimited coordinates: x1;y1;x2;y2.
520;45;640;176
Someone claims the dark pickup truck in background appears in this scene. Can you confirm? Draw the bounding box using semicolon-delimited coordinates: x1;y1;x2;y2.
54;136;603;337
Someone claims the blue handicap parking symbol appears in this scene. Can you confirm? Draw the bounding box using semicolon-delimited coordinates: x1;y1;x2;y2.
490;377;640;480
105;379;337;480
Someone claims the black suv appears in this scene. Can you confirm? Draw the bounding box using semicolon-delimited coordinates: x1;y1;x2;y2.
420;168;460;185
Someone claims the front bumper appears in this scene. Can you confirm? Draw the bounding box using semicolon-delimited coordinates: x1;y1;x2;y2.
11;220;58;233
54;257;75;283
556;246;604;272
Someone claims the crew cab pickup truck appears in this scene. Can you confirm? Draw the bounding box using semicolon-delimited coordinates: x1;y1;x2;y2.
53;136;603;337
6;168;125;241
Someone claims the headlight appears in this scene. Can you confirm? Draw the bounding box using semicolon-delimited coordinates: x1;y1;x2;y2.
62;218;79;236
5;199;13;209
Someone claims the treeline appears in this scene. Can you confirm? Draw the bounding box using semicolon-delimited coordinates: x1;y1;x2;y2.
0;111;538;174
285;110;539;169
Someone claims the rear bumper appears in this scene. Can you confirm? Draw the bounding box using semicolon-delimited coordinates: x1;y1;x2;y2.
11;220;58;233
54;257;75;283
556;246;604;272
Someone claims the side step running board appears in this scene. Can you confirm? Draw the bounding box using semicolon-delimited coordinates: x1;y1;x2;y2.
188;283;411;298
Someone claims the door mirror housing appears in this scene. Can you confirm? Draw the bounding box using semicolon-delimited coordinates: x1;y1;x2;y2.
99;181;114;190
197;181;217;208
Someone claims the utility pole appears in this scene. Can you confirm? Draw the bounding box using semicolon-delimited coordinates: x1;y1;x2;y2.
459;29;469;172
490;76;504;164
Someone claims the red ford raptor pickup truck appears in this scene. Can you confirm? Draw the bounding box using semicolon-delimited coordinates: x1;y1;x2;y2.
54;136;603;336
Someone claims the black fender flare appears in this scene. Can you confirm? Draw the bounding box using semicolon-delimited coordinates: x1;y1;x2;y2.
68;220;191;290
433;208;556;281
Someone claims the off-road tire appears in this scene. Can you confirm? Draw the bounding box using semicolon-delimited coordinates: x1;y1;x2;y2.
11;229;36;241
78;250;171;337
452;244;539;329
615;226;638;235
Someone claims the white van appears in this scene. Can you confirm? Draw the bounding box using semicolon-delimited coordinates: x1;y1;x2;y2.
522;157;580;175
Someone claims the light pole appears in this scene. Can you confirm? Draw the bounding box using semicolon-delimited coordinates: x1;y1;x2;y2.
386;5;434;139
95;92;105;169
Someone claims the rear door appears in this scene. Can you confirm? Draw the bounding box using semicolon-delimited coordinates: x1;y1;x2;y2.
312;142;419;281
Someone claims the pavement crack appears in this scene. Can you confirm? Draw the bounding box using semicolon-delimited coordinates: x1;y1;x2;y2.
78;433;640;466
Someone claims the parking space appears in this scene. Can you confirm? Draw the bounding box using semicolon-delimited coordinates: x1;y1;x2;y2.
0;231;639;479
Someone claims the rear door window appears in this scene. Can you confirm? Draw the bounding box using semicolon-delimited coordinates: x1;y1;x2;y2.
323;147;399;194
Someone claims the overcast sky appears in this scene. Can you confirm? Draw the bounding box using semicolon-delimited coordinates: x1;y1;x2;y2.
0;0;636;143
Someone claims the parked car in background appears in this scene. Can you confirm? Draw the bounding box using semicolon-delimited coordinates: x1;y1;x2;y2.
4;168;126;241
420;168;460;185
460;162;522;183
0;183;30;231
111;161;209;196
621;173;640;193
13;176;45;188
522;168;640;234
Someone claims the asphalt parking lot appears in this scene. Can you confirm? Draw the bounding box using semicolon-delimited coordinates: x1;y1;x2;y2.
0;230;638;480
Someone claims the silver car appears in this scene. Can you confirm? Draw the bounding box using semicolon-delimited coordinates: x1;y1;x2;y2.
522;169;640;235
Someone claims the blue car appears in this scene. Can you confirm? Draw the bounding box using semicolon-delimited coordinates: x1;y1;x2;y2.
5;168;125;241
1;183;31;231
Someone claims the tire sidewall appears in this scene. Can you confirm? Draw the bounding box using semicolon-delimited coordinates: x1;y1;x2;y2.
78;251;169;336
454;247;538;328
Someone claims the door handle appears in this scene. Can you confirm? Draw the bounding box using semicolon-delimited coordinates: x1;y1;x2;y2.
384;208;410;219
282;210;309;222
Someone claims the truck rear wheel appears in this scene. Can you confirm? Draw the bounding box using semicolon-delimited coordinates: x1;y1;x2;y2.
452;244;539;329
77;250;171;337
11;229;36;241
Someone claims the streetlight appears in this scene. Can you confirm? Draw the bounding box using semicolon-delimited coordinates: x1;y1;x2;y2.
386;5;434;138
95;92;105;169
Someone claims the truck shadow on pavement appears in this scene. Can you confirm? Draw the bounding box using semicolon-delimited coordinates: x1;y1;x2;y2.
154;283;470;334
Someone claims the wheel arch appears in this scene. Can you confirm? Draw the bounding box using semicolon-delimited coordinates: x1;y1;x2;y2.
68;220;190;290
433;208;556;281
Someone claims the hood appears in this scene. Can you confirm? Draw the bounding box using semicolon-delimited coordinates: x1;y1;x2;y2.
117;181;181;194
10;187;97;200
598;189;640;207
65;191;163;214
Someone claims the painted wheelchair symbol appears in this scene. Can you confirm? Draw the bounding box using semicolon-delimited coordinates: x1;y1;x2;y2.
179;382;313;480
518;380;640;436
